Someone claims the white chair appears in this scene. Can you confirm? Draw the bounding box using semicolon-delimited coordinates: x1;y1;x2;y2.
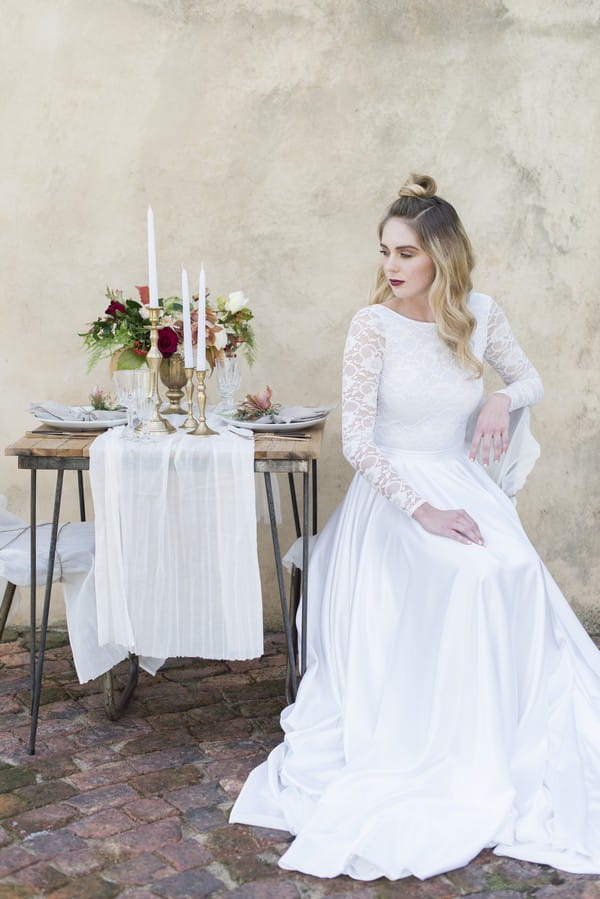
0;506;96;640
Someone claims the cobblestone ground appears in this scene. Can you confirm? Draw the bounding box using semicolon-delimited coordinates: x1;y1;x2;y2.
1;630;599;899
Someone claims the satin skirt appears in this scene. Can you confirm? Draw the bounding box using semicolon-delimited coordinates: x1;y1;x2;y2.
230;444;600;880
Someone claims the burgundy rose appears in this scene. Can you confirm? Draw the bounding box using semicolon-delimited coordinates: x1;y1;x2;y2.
105;300;126;317
157;326;179;357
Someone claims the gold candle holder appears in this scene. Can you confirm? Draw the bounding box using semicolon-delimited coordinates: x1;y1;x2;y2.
181;367;198;431
143;307;175;435
189;370;218;437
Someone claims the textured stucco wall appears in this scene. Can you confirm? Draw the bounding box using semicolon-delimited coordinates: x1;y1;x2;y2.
1;0;598;632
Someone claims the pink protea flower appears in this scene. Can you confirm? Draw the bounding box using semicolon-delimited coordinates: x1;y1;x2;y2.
249;386;273;411
236;386;279;420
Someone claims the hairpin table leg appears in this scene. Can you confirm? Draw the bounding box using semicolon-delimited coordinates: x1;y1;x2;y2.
301;470;309;677
0;582;17;640
28;468;64;755
29;469;37;715
312;459;318;535
288;473;301;538
104;655;139;720
77;470;86;522
264;471;298;702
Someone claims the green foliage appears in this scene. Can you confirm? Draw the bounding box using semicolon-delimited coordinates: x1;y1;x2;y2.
79;288;150;372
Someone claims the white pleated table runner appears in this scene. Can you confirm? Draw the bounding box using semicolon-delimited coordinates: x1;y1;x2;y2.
90;426;263;660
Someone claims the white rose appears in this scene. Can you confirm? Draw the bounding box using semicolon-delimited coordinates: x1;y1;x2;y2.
214;328;229;350
139;305;150;320
226;291;248;314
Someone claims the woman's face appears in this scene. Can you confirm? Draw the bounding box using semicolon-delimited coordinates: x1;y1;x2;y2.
380;218;436;305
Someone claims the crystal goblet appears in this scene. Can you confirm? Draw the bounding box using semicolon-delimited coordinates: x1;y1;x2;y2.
215;355;241;414
113;370;142;435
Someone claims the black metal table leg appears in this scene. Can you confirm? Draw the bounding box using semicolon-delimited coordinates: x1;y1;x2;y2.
77;470;86;522
287;473;301;538
28;468;64;755
301;471;310;676
29;470;37;714
287;472;303;671
264;471;298;701
0;583;17;639
312;459;318;535
104;654;140;720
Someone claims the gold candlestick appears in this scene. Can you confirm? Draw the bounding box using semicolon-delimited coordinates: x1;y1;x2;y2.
189;369;218;437
181;367;198;431
143;307;175;435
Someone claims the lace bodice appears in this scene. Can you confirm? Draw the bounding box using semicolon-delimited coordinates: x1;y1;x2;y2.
341;292;543;515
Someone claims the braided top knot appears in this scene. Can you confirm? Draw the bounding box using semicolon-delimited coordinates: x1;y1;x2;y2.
398;173;437;200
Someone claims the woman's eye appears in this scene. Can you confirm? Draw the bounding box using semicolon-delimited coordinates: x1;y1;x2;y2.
379;250;389;257
400;253;414;258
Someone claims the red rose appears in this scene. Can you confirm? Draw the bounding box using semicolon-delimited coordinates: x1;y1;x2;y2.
105;300;126;317
157;326;179;357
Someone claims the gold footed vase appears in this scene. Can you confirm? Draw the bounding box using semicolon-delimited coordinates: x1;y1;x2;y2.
159;353;187;415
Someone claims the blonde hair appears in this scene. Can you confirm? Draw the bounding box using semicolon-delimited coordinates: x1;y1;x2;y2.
372;173;482;377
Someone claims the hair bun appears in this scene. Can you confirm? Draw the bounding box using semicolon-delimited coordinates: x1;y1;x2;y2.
398;173;437;200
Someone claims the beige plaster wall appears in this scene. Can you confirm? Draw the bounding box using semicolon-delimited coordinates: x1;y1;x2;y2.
1;0;598;633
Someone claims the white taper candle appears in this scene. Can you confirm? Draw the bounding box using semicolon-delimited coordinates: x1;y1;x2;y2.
197;265;207;371
147;207;159;307
181;267;193;368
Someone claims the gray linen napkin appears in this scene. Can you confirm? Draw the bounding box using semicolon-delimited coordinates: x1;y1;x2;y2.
272;405;334;424
27;401;124;422
244;405;334;425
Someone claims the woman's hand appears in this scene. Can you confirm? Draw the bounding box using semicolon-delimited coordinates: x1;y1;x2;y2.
469;393;511;465
412;503;484;545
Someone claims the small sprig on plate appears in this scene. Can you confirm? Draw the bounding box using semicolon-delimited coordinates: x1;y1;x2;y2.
89;386;120;411
232;386;281;421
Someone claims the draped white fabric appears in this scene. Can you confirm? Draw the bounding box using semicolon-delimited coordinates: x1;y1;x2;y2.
90;426;263;660
230;296;600;880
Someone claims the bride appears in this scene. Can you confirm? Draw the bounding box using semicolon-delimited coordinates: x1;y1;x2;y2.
230;174;600;881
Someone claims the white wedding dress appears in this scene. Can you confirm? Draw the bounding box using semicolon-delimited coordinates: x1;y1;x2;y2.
230;292;600;880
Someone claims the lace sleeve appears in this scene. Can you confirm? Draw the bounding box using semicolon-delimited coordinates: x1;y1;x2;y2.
341;308;425;516
484;300;544;411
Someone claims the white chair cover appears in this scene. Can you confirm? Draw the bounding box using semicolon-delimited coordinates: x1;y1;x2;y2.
0;503;155;683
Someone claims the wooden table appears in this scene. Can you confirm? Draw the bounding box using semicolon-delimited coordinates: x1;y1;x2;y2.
4;424;324;753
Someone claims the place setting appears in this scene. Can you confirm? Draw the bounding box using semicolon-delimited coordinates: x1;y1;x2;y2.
217;385;333;443
26;399;128;436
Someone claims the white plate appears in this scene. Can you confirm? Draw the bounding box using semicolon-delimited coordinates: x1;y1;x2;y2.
219;413;329;432
32;412;127;431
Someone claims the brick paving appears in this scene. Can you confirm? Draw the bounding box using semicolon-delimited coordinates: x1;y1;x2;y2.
0;630;599;898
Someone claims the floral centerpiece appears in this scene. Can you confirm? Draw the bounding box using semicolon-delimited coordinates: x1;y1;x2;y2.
80;286;255;372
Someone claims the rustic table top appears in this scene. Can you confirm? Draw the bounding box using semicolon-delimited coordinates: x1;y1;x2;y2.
5;423;325;464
